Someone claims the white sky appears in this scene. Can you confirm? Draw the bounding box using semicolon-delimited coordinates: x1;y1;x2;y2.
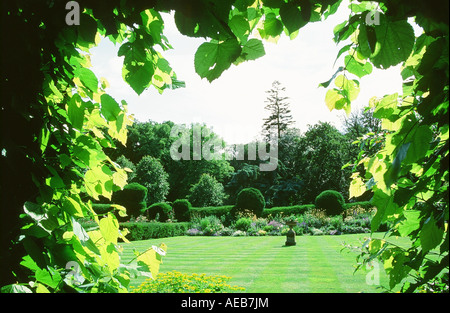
90;2;407;145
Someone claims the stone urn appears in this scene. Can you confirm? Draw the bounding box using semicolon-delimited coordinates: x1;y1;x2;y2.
284;220;297;246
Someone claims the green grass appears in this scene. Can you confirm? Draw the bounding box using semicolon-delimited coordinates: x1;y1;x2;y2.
121;234;410;293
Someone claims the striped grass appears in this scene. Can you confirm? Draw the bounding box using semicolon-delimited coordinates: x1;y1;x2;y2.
121;234;409;293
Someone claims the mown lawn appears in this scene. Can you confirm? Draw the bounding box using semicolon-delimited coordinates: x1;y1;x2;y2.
121;234;410;293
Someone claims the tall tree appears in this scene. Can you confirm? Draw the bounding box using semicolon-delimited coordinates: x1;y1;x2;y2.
262;81;294;140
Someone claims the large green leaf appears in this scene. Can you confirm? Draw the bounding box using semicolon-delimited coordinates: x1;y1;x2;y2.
75;68;98;93
194;39;241;82
100;94;121;122
404;125;433;164
420;217;444;253
263;13;284;38
398;210;421;237
279;2;306;34
122;60;154;95
371;15;415;69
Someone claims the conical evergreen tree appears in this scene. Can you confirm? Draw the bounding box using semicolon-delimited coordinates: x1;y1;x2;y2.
262;81;294;140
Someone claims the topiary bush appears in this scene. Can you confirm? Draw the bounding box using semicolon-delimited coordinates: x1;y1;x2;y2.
172;199;191;222
234;187;265;217
111;182;147;221
145;202;173;222
315;190;345;216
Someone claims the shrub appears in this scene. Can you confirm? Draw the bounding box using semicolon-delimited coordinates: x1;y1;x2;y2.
121;222;190;241
132;271;245;293
234;217;252;231
145;202;173;222
234;187;265;217
192;215;224;236
188;174;228;207
111;183;147;220
315;190;345;216
172;199;191;222
134;155;170;204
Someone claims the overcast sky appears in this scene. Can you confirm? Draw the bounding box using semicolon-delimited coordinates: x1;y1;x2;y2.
90;1;407;144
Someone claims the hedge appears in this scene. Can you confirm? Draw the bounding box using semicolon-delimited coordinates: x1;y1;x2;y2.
261;204;315;217
190;206;235;219
145;202;173;221
121;222;190;241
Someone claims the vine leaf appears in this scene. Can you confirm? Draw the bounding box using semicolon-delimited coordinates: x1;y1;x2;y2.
194;39;241;82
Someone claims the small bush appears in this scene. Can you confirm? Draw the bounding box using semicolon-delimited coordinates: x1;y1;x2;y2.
145;202;173;222
315;190;345;216
173;199;191;222
234;217;252;231
234;187;265;217
191;215;224;236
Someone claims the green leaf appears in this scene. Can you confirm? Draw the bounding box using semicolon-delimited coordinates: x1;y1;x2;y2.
263;13;284;38
345;55;373;78
349;176;367;198
371;15;415;69
75;68;98;93
1;284;33;293
194;39;241;82
63;197;84;218
398;210;421;237
122;59;154;95
371;188;399;232
229;15;250;42
99;213;119;244
335;75;360;101
385;142;410;187
420;217;444;253
325;88;348;112
35;268;61;289
241;38;265;61
279;3;306;34
404;125;433;164
100;94;121;122
67;94;85;130
319;66;345;88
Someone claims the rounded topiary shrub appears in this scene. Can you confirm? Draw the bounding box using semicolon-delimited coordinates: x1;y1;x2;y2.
172;199;191;222
111;182;147;221
315;190;345;216
234;187;265;217
146;202;173;222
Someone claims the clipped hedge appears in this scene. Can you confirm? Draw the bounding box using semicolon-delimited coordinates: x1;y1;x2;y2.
315;190;345;216
121;222;190;241
261;204;315;217
172;199;191;222
234;187;265;217
190;205;234;219
145;202;173;222
111;182;147;220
